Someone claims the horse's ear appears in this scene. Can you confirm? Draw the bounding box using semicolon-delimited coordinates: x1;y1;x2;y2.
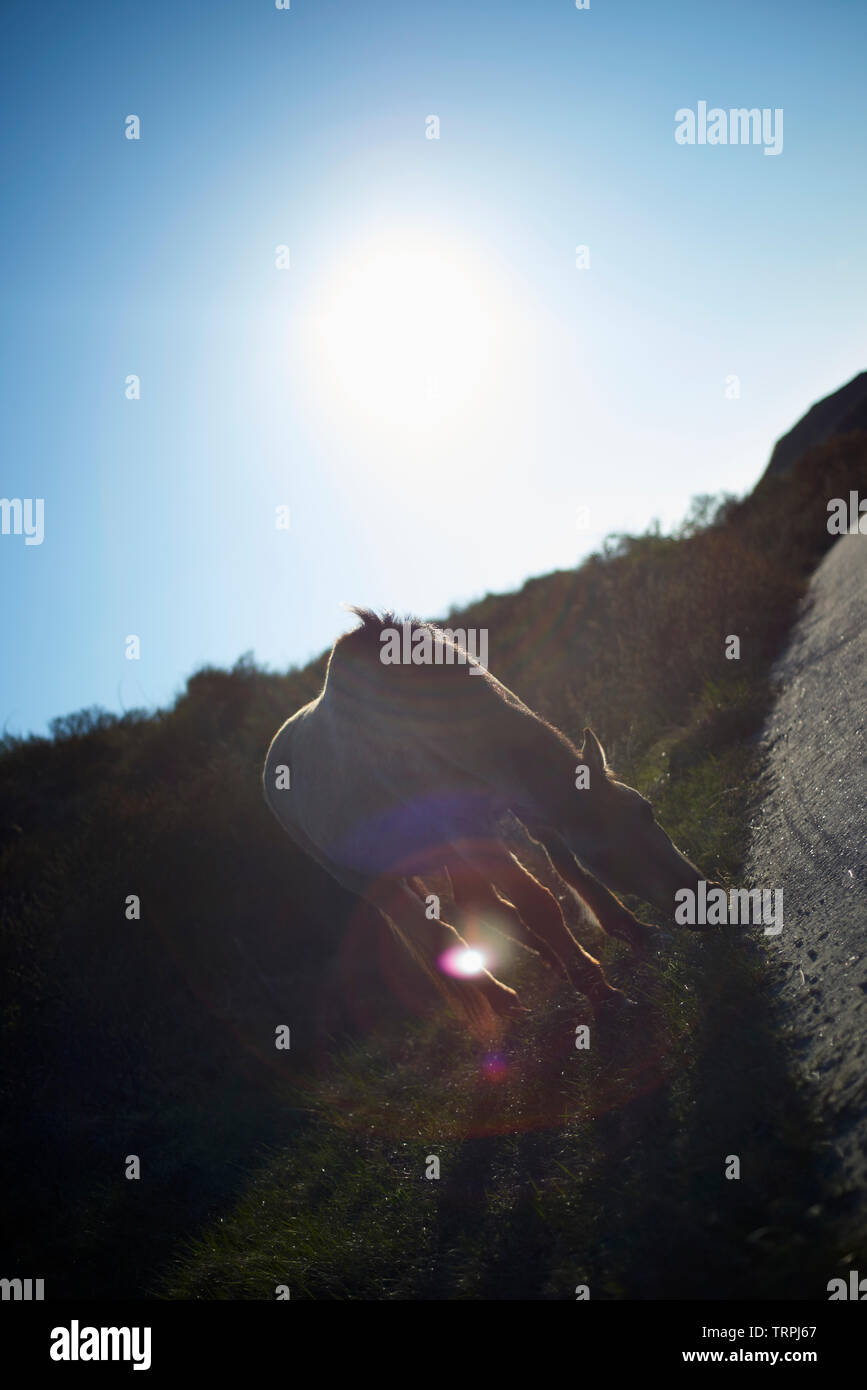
581;726;607;776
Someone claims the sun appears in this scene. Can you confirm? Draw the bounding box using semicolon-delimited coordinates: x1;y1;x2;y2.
305;232;506;441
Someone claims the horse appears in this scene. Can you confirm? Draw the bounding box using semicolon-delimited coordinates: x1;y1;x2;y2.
263;608;714;1035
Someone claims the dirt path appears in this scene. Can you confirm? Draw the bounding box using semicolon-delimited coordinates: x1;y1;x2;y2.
747;530;867;1233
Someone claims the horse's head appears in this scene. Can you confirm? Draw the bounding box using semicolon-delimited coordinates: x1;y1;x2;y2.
566;727;715;921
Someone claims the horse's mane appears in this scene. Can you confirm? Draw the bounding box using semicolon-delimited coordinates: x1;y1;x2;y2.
344;604;401;632
340;605;431;655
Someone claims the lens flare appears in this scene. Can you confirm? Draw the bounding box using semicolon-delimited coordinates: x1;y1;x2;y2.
483;1053;508;1081
438;945;486;978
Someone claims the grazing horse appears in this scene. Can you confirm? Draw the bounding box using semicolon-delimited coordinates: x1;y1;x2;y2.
263;608;711;1035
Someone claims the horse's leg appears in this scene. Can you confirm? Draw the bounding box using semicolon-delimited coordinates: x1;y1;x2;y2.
445;854;563;974
372;877;523;1035
449;843;625;1015
526;825;660;954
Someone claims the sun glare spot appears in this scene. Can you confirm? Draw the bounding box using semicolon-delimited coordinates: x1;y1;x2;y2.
439;945;487;978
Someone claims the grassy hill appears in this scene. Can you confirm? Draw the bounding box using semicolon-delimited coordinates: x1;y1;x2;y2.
2;430;865;1299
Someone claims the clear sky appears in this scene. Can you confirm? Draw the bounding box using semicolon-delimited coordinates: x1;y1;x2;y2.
2;0;865;736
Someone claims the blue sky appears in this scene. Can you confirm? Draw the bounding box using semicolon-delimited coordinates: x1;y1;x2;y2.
2;0;865;736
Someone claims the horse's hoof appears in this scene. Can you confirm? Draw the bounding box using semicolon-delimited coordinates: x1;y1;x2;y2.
483;979;524;1019
591;987;635;1023
628;920;663;954
606;915;658;955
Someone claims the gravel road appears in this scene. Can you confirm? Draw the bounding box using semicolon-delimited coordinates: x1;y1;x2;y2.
747;530;867;1222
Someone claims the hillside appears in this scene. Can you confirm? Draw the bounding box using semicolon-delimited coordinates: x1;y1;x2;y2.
1;423;866;1299
764;371;867;479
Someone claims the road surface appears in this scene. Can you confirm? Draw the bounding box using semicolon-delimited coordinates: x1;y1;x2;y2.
747;530;867;1219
